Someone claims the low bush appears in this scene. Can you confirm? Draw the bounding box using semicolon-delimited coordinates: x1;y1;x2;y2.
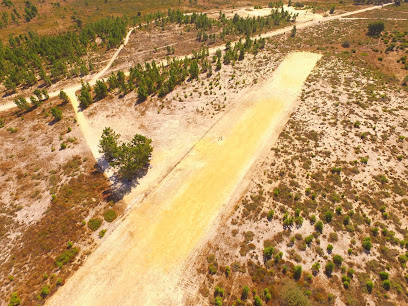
315;221;323;233
294;265;302;280
103;209;117;222
242;286;250;300
382;279;391;290
264;246;274;260
362;237;372;251
325;261;334;276
9;293;21;306
367;21;385;36
333;255;343;266
55;247;79;268
379;271;389;280
40;286;50;297
267;210;274;221
366;280;374;293
88;218;102;231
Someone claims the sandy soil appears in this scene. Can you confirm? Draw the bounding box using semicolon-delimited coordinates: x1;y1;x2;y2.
46;52;321;305
207;5;324;22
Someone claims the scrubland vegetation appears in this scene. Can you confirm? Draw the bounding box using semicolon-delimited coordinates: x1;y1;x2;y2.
0;97;122;304
188;3;408;305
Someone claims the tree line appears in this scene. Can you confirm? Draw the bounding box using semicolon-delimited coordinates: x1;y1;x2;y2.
1;16;129;93
78;35;266;109
1;7;294;94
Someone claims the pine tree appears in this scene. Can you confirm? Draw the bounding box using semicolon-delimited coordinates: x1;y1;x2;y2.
94;80;108;101
79;82;92;108
14;97;29;110
59;90;70;103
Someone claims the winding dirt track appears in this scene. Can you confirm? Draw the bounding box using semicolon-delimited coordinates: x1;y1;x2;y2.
47;52;321;305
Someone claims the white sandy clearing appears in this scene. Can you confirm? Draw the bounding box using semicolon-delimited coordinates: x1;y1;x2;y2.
208;5;324;23
46;52;321;305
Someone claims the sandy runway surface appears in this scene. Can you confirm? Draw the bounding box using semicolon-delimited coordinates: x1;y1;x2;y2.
46;52;321;305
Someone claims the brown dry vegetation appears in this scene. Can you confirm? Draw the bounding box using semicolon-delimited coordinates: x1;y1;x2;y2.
0;100;121;304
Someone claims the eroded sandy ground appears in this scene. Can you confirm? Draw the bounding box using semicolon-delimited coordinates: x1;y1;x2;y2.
46;52;321;305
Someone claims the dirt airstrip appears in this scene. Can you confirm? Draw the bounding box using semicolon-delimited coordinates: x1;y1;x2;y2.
46;52;321;305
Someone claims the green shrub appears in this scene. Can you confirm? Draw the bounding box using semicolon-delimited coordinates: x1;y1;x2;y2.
267;210;274;221
305;235;314;245
55;247;79;268
294;265;302;280
9;293;21;306
379;271;389;280
88;218;102;231
343;281;350;289
263;246;274;260
367;21;385;36
366;280;374;293
312;262;320;274
214;286;224;297
399;254;408;264
241;286;250;300
254;295;262;306
325;261;334;276
403;75;408;86
325;211;333;222
215;296;222;306
40;286;50;297
315;221;323;233
51;107;63;121
225;266;231;277
362;237;372;251
295;216;304;226
382;279;391;290
327;244;333;252
310;215;316;223
99;229;107;238
103;209;117;222
333;255;343;266
209;264;217;274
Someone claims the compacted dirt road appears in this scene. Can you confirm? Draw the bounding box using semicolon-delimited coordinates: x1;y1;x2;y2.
47;52;321;305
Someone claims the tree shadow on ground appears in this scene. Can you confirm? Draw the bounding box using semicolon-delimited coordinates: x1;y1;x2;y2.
95;158;150;203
